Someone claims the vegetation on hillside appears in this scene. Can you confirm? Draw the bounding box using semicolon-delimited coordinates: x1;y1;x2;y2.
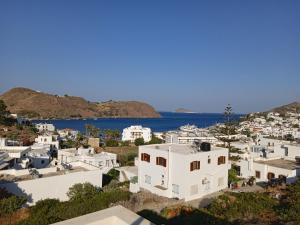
0;100;38;144
139;180;300;225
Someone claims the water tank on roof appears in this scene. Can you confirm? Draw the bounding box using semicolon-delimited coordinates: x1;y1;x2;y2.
200;142;211;151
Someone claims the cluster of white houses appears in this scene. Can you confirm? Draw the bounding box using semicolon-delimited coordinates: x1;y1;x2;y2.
1;117;300;209
165;124;219;145
0;123;119;205
233;135;300;184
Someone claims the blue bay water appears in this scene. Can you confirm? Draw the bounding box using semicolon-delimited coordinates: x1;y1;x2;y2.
33;112;242;133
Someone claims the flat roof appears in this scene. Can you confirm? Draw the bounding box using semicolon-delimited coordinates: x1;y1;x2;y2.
0;167;88;183
141;144;227;155
0;146;30;153
255;159;300;170
51;205;155;225
116;166;138;176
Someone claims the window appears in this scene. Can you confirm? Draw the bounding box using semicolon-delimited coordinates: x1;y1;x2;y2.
218;156;226;165
141;153;150;162
190;161;200;171
255;171;261;179
208;156;211;164
156;157;167;167
145;175;151;184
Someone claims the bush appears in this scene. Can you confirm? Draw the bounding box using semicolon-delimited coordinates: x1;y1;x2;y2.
67;183;102;202
277;180;300;223
207;192;277;222
120;140;130;146
134;137;145;146
0;195;27;216
148;136;163;144
105;139;119;147
228;168;239;185
18;185;130;225
107;169;119;180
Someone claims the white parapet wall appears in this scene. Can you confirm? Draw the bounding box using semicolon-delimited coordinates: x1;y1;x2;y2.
0;167;58;176
0;170;102;205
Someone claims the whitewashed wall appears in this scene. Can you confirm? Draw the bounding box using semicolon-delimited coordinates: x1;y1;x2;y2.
0;167;57;176
0;170;102;205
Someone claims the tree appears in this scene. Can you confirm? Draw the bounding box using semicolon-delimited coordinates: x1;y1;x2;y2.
120;140;130;146
221;104;237;147
106;139;119;147
85;124;100;138
107;169;119;180
0;100;11;125
67;183;102;202
148;135;163;144
0;195;27;224
104;129;120;140
228;168;239;185
0;100;9;116
135;137;145;146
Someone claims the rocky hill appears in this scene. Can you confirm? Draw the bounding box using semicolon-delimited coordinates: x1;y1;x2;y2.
0;87;160;119
269;102;300;114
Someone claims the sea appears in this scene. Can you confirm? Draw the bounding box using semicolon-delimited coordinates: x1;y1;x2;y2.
32;112;242;133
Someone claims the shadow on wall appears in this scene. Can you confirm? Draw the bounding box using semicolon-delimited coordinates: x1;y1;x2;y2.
0;179;32;205
137;208;230;225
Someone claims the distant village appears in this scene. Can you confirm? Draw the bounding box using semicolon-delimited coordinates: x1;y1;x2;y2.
0;104;300;225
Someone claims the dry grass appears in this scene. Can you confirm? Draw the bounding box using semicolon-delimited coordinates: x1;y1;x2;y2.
0;208;30;225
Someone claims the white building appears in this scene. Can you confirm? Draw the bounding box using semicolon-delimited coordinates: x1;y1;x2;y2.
27;147;51;169
57;128;79;140
0;139;31;169
138;143;229;201
35;123;55;132
165;125;218;145
58;147;118;173
237;158;300;184
35;135;59;150
235;139;300;184
51;205;155;225
122;125;152;143
0;167;103;205
0;151;13;170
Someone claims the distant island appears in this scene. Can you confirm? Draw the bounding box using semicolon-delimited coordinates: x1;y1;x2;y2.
175;108;196;113
0;87;161;119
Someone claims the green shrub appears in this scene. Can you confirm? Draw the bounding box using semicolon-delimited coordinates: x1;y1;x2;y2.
0;195;27;216
106;139;119;147
67;183;102;202
207;192;277;221
18;185;130;225
134;137;145;146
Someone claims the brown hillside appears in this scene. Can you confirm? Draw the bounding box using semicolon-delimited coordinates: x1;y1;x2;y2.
269;101;300;114
0;87;160;119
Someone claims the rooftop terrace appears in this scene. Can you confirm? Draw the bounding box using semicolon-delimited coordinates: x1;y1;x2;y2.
255;159;300;170
141;144;227;155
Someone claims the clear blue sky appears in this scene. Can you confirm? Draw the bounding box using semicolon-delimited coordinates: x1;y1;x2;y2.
0;0;299;113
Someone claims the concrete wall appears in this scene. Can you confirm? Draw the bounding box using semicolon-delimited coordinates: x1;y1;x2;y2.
0;170;102;205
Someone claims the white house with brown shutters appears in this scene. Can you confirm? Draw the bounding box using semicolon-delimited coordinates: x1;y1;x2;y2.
138;143;229;201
